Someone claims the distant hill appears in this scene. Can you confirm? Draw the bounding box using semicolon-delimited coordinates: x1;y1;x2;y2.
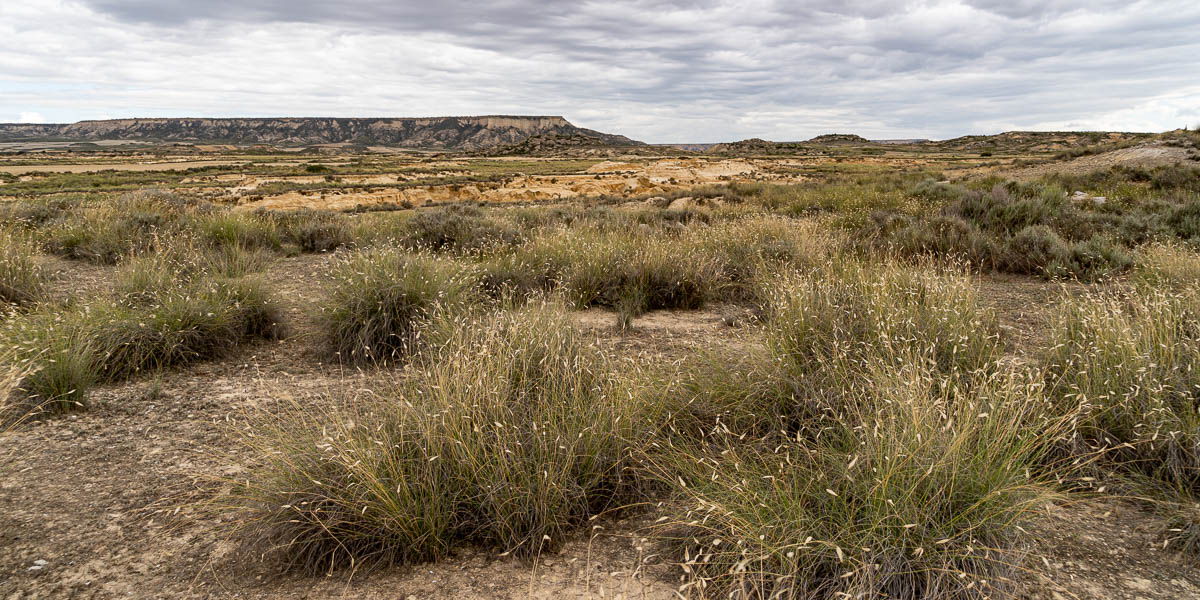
476;132;649;157
807;133;872;145
0;116;641;151
705;138;808;155
927;131;1155;152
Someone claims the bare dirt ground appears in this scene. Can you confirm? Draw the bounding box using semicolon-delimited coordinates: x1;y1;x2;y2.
4;251;1200;599
233;158;796;212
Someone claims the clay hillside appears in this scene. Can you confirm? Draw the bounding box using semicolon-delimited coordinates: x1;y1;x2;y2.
0;116;642;150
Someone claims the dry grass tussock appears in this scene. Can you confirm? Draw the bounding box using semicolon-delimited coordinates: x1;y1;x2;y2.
223;304;643;572
0;228;46;307
0;237;285;413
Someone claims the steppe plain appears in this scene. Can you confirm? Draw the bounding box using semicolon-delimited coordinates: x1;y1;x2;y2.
3;129;1200;599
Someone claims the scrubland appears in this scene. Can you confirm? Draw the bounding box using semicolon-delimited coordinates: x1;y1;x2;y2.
3;155;1200;598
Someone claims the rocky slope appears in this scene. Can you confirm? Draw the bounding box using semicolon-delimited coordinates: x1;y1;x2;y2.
0;116;641;150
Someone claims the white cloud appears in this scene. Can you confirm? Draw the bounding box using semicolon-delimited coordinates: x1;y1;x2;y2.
17;112;46;123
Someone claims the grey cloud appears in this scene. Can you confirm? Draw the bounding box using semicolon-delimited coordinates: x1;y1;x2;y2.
4;0;1198;141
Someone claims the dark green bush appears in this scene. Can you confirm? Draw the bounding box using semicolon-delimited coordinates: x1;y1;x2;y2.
890;215;998;268
1003;225;1071;276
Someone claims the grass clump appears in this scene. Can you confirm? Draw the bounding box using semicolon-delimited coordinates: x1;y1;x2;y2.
318;248;480;363
191;211;281;251
480;226;725;319
44;190;186;264
1044;286;1200;491
269;209;350;253
1135;242;1200;289
650;361;1060;599
227;305;639;571
765;262;1002;384
399;204;520;253
653;261;1003;442
0;229;46;307
2;274;284;413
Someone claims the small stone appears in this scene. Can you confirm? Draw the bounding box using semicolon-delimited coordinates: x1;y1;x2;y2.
1125;577;1152;592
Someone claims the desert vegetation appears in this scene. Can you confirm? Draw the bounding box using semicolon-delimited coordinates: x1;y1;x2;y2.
4;142;1200;598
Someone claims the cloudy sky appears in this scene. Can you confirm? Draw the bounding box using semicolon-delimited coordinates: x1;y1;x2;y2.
1;1;1198;142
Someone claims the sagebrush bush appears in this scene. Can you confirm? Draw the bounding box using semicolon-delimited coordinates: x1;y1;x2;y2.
911;178;967;203
649;362;1061;599
1062;235;1132;280
1003;225;1070;276
0;229;46;307
887;215;998;268
228;305;640;571
319;248;480;363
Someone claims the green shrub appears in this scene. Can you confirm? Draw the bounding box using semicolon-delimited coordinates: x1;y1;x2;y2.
1167;200;1200;240
1062;236;1132;280
226;305;639;571
910;178;966;203
1002;225;1070;276
889;215;998;268
1152;165;1200;193
318;248;480;363
946;184;1064;235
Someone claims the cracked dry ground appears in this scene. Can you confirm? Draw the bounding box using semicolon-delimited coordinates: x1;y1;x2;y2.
2;255;1200;600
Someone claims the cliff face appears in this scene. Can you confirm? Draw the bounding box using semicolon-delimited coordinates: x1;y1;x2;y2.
0;116;642;150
